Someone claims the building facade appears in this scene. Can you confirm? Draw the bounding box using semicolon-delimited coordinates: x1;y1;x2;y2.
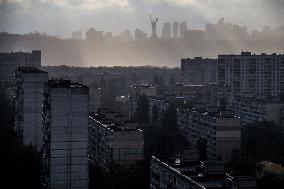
42;79;89;189
0;50;41;83
177;108;241;162
89;113;144;168
230;96;284;126
218;52;284;97
150;156;256;189
181;57;218;85
15;66;48;151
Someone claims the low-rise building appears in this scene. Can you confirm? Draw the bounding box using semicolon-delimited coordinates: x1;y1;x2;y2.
230;96;284;126
177;108;241;162
89;111;144;167
150;156;256;189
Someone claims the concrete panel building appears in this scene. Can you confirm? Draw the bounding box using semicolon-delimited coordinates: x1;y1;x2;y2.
42;79;89;189
218;52;284;97
89;111;144;168
15;66;48;151
230;96;284;126
181;57;218;85
150;156;256;189
177;108;241;162
0;50;41;83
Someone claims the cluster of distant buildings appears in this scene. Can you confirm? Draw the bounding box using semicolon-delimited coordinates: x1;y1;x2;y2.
1;49;284;189
70;18;284;43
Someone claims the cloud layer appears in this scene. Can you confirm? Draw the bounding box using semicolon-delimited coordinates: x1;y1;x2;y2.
0;0;283;37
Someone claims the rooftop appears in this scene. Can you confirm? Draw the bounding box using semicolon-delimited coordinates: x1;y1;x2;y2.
48;79;89;89
17;66;47;73
89;114;142;133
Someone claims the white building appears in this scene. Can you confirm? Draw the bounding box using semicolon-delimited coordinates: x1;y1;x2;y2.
89;112;144;168
42;79;89;189
218;52;284;97
0;50;41;83
15;66;48;151
177;108;241;162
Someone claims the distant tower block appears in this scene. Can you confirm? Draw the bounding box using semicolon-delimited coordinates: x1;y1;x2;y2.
150;14;158;39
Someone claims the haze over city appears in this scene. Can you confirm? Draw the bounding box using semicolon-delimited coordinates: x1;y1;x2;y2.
1;0;284;37
1;1;284;189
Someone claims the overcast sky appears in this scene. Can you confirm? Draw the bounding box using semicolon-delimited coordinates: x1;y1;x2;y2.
0;0;284;38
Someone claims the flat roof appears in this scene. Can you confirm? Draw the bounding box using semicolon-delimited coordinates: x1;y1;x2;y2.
48;79;89;89
18;66;47;73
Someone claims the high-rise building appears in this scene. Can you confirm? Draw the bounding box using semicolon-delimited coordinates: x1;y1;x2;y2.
15;66;48;151
179;21;187;39
135;29;147;41
86;27;104;43
42;79;89;189
0;50;41;83
161;22;171;39
173;21;179;39
71;31;82;40
181;57;218;85
218;52;284;97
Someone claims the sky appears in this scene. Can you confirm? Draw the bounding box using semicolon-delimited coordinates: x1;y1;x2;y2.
0;0;284;38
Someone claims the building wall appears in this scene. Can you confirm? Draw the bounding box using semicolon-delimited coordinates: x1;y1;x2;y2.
150;157;205;189
177;109;241;162
89;117;144;168
218;53;284;97
0;51;41;82
15;68;48;151
181;58;217;85
43;83;89;189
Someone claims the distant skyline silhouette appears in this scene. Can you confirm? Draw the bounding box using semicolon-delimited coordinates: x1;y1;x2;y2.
0;0;284;37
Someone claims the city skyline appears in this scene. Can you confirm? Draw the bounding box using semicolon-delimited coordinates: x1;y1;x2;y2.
1;0;284;37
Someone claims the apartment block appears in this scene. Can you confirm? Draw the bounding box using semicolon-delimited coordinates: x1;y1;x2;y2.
218;52;284;97
15;66;48;151
89;110;144;168
181;57;218;85
177;108;241;162
230;96;284;126
150;156;256;189
0;50;41;83
42;79;89;189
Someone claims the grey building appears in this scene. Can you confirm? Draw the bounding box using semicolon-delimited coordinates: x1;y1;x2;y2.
0;50;41;83
15;66;48;151
181;57;218;85
42;79;89;189
162;22;171;39
89;110;144;168
150;156;256;189
218;52;284;97
177;108;241;162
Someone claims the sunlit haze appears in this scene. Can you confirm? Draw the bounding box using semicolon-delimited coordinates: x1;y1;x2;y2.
1;0;284;37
